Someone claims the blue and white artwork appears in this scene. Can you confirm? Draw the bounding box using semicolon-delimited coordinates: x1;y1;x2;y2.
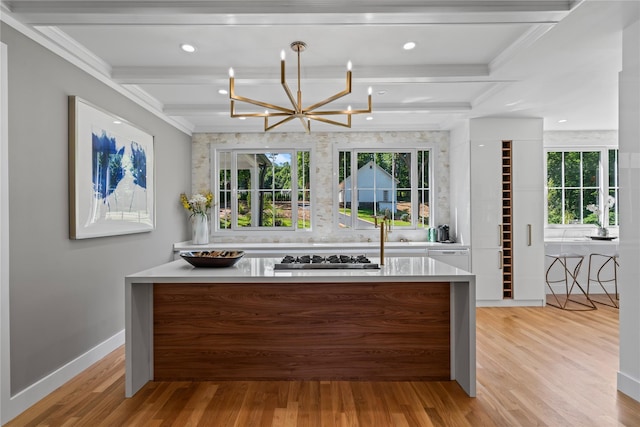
70;96;154;239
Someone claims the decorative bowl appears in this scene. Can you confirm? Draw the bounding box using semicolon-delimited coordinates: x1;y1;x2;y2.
180;250;245;268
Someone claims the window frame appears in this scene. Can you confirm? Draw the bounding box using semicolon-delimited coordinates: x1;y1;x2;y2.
544;146;619;228
213;148;314;233
334;146;435;232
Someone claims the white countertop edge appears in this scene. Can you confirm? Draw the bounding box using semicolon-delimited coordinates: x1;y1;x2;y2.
127;257;474;284
544;237;619;243
173;240;469;251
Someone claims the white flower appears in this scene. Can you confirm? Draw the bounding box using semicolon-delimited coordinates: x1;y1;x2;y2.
190;194;207;205
587;196;615;228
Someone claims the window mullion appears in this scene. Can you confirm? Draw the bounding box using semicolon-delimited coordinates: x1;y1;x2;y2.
561;152;566;224
291;150;298;230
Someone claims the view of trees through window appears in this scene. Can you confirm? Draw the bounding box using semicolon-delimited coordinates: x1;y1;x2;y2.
218;150;311;230
546;149;618;226
337;150;431;229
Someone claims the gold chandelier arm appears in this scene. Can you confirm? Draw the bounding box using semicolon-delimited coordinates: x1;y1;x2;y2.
281;81;300;113
281;58;300;113
306;94;373;116
265;115;300;132
230;93;295;114
230;76;294;114
231;100;292;118
306;114;352;129
304;70;352;113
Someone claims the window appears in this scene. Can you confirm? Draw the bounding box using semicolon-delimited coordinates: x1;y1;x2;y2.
546;149;618;226
217;150;311;230
337;150;432;229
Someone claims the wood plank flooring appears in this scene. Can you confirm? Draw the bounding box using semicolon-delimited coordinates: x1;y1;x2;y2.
7;299;640;426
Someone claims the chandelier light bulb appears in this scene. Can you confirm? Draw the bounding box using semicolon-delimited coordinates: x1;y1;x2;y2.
281;50;286;61
228;67;234;78
348;105;352;111
368;87;373;95
347;61;352;71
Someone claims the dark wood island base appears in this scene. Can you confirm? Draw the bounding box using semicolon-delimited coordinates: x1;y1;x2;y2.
153;281;450;381
125;257;475;397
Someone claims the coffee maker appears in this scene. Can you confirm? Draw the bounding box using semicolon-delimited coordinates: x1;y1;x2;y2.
437;225;450;242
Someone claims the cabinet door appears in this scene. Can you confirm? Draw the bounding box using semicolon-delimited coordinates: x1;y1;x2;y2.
512;139;543;191
512;139;544;301
472;248;504;301
470;140;502;248
470;198;503;249
470;140;502;202
512;189;545;301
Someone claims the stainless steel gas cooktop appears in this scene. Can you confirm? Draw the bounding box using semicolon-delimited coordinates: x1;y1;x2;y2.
274;254;380;270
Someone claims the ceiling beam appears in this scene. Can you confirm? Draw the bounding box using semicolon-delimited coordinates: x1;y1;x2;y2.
111;64;494;85
163;102;472;116
4;1;573;25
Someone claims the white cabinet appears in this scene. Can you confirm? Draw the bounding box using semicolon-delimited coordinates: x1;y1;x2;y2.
469;118;545;306
512;190;545;301
472;248;504;300
511;138;545;301
470;139;505;301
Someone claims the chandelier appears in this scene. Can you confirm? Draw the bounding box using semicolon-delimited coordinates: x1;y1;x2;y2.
228;41;372;133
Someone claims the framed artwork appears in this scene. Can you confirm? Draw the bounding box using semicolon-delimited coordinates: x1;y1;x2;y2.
69;96;155;239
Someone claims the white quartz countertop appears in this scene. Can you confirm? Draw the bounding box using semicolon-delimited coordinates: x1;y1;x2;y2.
127;256;474;284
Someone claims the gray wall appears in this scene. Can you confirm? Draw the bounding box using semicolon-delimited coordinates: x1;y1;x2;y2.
1;24;191;394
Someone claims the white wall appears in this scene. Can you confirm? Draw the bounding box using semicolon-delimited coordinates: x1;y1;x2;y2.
0;23;192;422
1;41;9;426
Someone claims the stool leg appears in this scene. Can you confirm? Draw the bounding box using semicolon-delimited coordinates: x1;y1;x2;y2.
546;255;596;311
564;257;597;310
587;254;619;309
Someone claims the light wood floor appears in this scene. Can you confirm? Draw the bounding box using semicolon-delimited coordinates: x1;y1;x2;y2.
7;297;640;426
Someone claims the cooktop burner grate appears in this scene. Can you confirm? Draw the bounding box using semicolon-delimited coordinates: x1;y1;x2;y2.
275;254;380;270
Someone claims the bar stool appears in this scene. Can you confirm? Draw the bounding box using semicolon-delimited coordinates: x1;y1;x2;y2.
545;253;597;310
587;253;619;308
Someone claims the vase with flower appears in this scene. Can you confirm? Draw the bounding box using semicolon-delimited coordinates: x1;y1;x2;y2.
180;191;214;244
586;195;615;237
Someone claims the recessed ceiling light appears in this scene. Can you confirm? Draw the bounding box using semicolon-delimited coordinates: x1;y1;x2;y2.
403;41;416;50
377;90;387;96
180;43;196;53
239;117;246;120
558;119;568;123
218;89;228;95
366;116;373;121
113;120;122;125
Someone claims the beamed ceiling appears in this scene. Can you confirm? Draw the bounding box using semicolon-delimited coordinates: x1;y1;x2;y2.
1;0;639;134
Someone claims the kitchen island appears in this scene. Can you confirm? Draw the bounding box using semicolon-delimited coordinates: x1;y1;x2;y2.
125;256;476;398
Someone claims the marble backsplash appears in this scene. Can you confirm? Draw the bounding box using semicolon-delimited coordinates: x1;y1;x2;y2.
191;131;450;244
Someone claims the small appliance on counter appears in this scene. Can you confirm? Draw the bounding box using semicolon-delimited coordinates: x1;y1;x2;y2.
428;225;452;243
437;225;450;242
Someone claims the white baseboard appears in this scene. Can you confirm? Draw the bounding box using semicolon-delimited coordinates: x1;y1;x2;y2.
618;371;640;402
3;330;124;424
476;299;546;307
